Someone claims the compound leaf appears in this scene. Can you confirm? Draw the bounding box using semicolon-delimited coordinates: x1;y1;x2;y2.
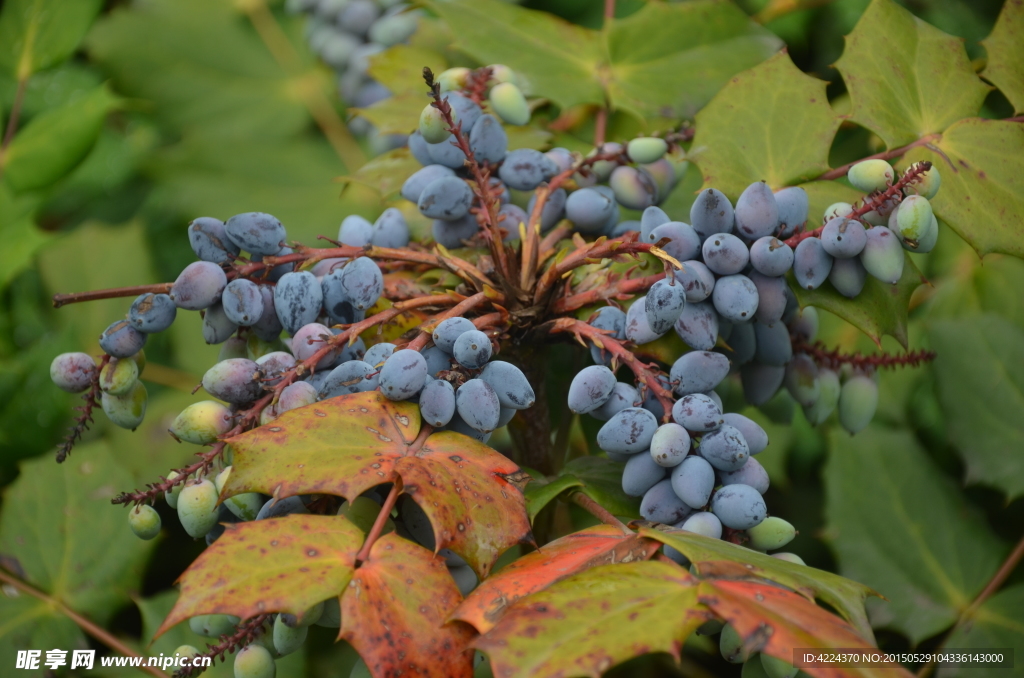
691;51;840;199
900;119;1024;259
156;515;364;638
930;315;1024;499
640;526;876;640
937;585;1024;677
451;525;661;633
981;0;1024;114
823;426;1006;644
225;392;532;578
834;0;989;149
341;533;475;678
474;561;705;678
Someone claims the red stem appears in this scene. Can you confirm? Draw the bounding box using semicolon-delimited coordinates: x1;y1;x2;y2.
404;291;493;352
545;317;675;422
355;480;403;564
793;339;936;371
534;234;668;305
783;161;933;248
570;491;630;534
552;272;665;313
816;135;940;182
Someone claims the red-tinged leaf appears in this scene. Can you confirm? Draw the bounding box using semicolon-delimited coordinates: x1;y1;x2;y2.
156;515;363;638
341;533;475;678
224;392;532;578
451;526;662;633
639;525;876;641
698;578;914;678
474;561;707;678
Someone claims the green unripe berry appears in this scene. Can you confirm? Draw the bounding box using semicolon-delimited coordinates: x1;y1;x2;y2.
627;137;669;164
101;381;148;430
437;67;470;93
487;64;517;86
279;601;324;629
742;656;772;678
771;552;806;565
838;375;878;435
859;226;904;284
314;597;342;628
823;202;852;220
488;82;529;126
350;659;372;678
172;645;200;661
720;623;749;663
189;613;240;638
215;466;264;521
746;516;796;551
761;654;799;678
894;195;933;246
165;470;184;509
234;644;276;678
272;614;308;656
338;496;394;535
128;505;162;540
784;355;820;408
912;215;939;253
847;159;894;193
171;401;234;445
419;104;452;144
99;357;140;396
904;163;941;200
367;12;418;48
177;478;220;538
802;368;839;426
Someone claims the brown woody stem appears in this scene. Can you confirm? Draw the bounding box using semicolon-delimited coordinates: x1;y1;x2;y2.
552;272;666;314
355;479;404;564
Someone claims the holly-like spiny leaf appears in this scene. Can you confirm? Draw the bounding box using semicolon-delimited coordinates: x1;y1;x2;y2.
981;0;1024;115
689;50;841;200
338;147;422;201
473;560;706;678
224;392;532;578
834;0;989;150
698;578;914;678
341;533;475;678
791;251;926;349
823;426;1006;644
937;584;1024;673
640;525;877;641
451;525;661;633
156;515;364;638
900;119;1024;260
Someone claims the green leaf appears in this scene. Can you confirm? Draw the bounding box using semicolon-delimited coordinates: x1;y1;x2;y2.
640;525;876;640
560;456;640;519
604;1;782;120
339;147;421;201
981;0;1024;115
225;391;532;577
428;0;604;109
87;0;323;142
0;443;156;666
428;0;779;123
0;183;46;289
0;0;103;78
791;252;926;349
504;124;553;151
157;514;364;637
524;473;583;522
135;591;236;678
823;426;1007;643
930;315;1024;499
367;44;447;96
341;534;475;678
473;561;705;678
900;119;1024;259
937;585;1024;678
690;51;841;198
834;0;989;149
2;84;117;193
926;254;1024;334
354;90;422;136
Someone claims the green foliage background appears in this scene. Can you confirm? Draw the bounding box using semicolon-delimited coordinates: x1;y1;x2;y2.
0;0;1021;675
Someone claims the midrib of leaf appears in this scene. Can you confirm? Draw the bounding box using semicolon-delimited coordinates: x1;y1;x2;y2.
15;0;42;79
0;598;52;637
974;604;1024;634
